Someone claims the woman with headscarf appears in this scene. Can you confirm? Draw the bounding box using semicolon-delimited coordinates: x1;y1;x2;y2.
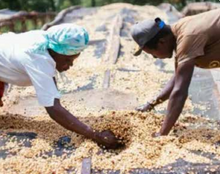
0;24;120;149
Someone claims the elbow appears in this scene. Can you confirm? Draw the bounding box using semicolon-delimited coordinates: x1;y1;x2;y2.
45;101;63;119
170;88;188;101
46;106;56;119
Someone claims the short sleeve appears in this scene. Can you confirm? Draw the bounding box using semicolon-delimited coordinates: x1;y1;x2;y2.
175;35;208;65
23;53;61;107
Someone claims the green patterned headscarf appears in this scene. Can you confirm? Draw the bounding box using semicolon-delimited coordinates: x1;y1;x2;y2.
31;24;89;55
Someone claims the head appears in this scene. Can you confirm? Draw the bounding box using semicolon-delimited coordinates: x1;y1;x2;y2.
30;23;89;72
48;49;80;72
131;18;176;59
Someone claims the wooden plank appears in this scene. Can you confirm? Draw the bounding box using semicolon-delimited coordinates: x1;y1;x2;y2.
103;14;122;64
112;36;120;64
41;6;80;30
103;70;111;89
111;15;122;64
102;14;122;89
81;157;91;174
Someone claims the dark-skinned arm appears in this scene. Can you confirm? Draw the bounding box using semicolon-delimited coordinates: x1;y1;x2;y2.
44;78;120;149
136;75;175;112
151;74;175;105
48;79;93;138
45;99;120;149
48;79;92;137
159;60;195;135
46;99;96;139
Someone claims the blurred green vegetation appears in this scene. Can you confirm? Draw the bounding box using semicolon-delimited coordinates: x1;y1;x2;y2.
0;0;219;12
0;11;53;33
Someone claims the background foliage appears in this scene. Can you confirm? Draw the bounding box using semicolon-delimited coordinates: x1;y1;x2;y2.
0;0;219;12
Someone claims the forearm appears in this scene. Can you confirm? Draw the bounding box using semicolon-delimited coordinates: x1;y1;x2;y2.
48;81;96;138
150;75;175;106
46;103;97;140
159;90;188;135
158;59;195;135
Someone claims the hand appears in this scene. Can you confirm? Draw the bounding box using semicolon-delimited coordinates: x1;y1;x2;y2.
94;130;123;149
136;102;154;112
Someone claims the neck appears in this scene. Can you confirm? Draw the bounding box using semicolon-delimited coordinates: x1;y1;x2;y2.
167;25;177;51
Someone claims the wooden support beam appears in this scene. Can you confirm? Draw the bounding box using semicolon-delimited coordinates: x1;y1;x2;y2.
41;6;80;30
102;14;123;89
103;14;122;64
103;70;111;89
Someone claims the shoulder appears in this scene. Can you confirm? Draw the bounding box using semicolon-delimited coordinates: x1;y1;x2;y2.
23;51;56;76
171;16;192;37
175;34;208;66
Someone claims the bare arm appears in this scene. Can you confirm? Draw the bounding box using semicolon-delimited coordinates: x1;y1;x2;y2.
45;99;121;149
48;79;94;138
49;79;93;137
136;75;175;112
151;74;175;106
159;60;195;135
44;78;121;149
45;99;96;139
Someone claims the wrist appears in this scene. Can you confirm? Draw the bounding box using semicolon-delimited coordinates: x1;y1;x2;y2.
146;102;155;109
159;128;169;136
91;129;100;141
83;126;98;140
149;97;163;107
